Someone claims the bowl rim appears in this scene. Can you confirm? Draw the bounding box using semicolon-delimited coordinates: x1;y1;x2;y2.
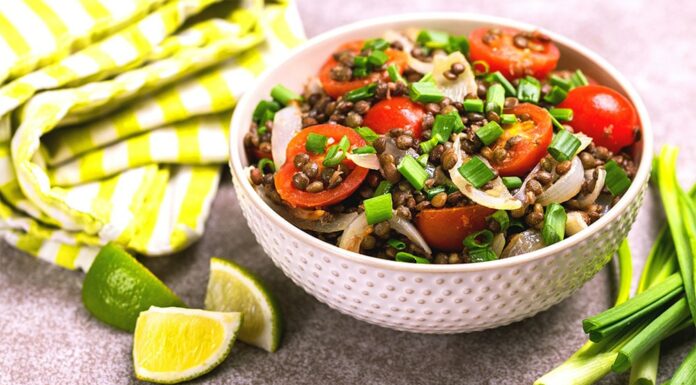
229;12;653;273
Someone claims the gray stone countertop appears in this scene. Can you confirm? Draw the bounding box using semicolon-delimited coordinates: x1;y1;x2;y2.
2;0;696;384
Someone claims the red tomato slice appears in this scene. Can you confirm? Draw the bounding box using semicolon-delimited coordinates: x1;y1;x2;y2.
275;124;368;209
318;41;408;99
363;97;426;137
469;27;560;79
491;103;553;177
558;85;639;153
415;205;496;252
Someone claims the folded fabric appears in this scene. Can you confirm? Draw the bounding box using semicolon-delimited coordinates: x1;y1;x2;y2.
0;0;305;271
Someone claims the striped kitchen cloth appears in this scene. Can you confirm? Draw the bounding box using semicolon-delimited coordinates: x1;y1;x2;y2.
0;0;305;271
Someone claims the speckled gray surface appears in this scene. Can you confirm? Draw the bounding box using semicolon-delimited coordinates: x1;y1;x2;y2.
2;1;696;384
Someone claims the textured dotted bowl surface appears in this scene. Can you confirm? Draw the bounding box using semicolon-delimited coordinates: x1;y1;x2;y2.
229;14;653;333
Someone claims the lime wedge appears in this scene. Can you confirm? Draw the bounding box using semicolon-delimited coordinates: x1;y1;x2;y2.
204;257;283;352
82;243;185;332
133;307;242;384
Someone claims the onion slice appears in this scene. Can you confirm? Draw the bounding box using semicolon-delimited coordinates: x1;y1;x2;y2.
432;52;477;102
271;105;302;167
389;214;432;255
491;233;506;257
566;211;589;236
449;134;522;210
536;156;584;205
338;212;370;252
577;168;607;208
346;153;380;170
501;230;544;258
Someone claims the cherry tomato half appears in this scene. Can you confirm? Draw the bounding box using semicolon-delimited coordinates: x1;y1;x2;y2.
363;97;426;138
491;103;553;177
558;85;639;153
469;27;560;79
318;41;408;99
275;124;368;209
415;205;496;252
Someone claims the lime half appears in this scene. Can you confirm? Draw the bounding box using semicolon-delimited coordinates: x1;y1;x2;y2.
82;243;185;332
204;257;283;352
133;306;242;384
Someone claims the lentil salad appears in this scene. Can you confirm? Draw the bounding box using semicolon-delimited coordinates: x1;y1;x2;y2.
243;26;639;265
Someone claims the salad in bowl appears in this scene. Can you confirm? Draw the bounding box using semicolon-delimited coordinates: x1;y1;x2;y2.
242;26;639;266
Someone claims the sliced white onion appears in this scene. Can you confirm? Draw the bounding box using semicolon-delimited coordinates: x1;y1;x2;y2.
577;168;606;208
338;212;370;252
304;76;323;97
346;153;380;170
389;214;432;255
383;30;413;53
253;184;358;233
566;211;589;236
536;156;585;206
449;135;522;210
383;137;418;163
432;52;477;102
271;105;302;167
491;233;506;257
501;230;544;258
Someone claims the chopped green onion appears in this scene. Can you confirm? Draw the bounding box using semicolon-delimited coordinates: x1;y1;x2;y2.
352;145;376;154
605;160;631;196
508;218;525;233
337;135;350;152
373;180;392;196
502;176;522;189
363;193;393;225
270;84;302;106
469;247;498;263
252;100;280;125
670;344;696;385
395;251;430;264
353;67;368;78
500;114;517;125
446;35;469;55
571;69;589;87
475;121;504;146
353;55;368;68
354;126;379;143
417;153;429;168
548;111;565;131
431;114;461;143
416;29;449;49
463;98;484;113
419;137;439;154
541;203;567;245
463;229;494;250
367;50;389;67
409;81;444;103
305;133;328;154
426;186;446;200
549;75;572;91
344;83;377;102
549;107;573;122
543;85;568;105
489;210;510;232
487;71;516;96
485;83;505;115
363;38;389;51
449;110;465;133
419;72;435;84
322;144;345;167
397;156;428;190
517;77;541;103
387;239;406;250
548;130;581;161
257;158;276;174
458;157;495;189
387;64;406;84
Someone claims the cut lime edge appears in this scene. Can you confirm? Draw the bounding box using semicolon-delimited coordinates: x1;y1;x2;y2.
133;306;243;384
208;257;283;352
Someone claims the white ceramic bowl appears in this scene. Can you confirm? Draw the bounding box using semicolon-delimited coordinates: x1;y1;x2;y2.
229;13;652;333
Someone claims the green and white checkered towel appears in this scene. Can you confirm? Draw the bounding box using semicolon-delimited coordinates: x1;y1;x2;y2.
0;0;305;271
